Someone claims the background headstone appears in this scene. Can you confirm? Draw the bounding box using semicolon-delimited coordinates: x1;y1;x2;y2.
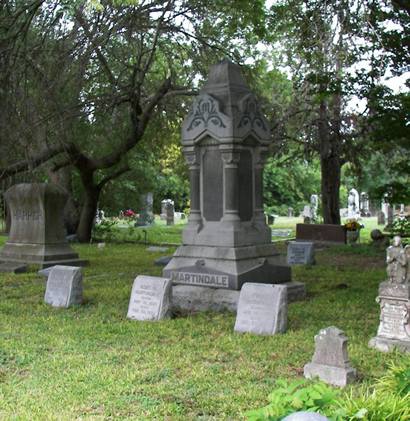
136;192;154;226
0;183;87;268
161;199;174;220
377;211;386;225
287;207;294;217
44;265;83;308
347;188;360;218
304;326;356;387
234;283;287;335
287;241;315;265
296;224;346;244
165;201;175;226
127;275;172;321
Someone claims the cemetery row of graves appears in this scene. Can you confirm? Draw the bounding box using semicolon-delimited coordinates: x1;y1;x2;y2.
0;61;409;420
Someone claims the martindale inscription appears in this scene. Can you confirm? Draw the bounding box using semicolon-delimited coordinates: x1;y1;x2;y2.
170;271;229;288
13;209;43;221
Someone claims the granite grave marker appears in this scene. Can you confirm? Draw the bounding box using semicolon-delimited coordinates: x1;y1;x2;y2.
127;275;172;321
287;241;315;265
44;265;83;308
234;283;287;335
304;326;356;387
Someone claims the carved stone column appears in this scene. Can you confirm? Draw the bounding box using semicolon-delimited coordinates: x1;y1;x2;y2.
254;148;269;225
185;150;201;226
221;150;241;223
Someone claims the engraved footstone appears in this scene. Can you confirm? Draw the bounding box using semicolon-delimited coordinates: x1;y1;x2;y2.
127;275;172;321
234;283;287;335
44;266;83;308
287;241;315;265
304;327;356;387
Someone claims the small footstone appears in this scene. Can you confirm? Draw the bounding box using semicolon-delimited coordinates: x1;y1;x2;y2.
234;283;287;335
0;262;27;274
282;412;330;421
127;275;172;321
304;326;356;387
44;266;83;308
154;255;173;267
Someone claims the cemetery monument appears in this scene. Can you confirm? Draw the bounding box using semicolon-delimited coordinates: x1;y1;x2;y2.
0;183;87;268
347;188;360;218
163;59;291;290
369;236;410;352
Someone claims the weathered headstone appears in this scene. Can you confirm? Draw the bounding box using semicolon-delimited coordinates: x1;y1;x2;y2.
310;194;319;221
234;283;287;335
360;192;370;217
136;192;154;226
377;211;386;225
287;207;294;217
387;205;394;227
296;224;346;244
127;275;172;321
304;326;356;387
163;59;292;291
287;241;315;265
0;183;87;268
165;201;175;226
369;236;410;352
44;265;83;308
160;199;174;220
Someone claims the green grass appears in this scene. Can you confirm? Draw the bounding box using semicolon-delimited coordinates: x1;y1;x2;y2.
0;224;408;420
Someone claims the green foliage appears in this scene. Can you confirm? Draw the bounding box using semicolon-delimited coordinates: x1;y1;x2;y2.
391;216;410;236
374;358;410;397
246;379;340;421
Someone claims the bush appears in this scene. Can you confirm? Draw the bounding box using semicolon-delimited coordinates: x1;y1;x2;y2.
391;215;410;236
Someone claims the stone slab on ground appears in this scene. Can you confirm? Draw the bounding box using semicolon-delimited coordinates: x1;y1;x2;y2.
147;246;169;252
44;265;83;308
171;281;305;313
234;283;287;335
304;326;356;387
0;262;28;274
127;275;172;321
287;241;315;265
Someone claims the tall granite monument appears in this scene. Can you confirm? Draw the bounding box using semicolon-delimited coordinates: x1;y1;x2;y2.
163;59;291;290
0;183;87;268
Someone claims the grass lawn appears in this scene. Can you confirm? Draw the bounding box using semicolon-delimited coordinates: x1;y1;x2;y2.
0;220;408;420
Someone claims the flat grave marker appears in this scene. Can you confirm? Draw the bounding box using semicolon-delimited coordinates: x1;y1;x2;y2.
287;241;315;265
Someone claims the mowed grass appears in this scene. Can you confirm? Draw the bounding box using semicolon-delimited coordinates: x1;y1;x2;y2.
0;226;408;420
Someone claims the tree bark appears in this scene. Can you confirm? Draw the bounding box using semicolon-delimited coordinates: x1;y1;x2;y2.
77;185;100;243
321;154;341;225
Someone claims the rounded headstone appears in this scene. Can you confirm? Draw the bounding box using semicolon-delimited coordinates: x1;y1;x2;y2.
282;412;330;421
370;229;383;241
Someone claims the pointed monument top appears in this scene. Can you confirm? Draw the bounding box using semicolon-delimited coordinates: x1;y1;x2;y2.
203;58;249;92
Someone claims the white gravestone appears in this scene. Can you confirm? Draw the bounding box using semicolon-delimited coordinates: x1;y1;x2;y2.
304;326;356;387
287;241;315;265
44;265;83;308
127;275;172;321
234;283;287;335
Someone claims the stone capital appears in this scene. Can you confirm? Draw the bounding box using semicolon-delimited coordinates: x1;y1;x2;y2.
220;150;241;167
184;150;200;169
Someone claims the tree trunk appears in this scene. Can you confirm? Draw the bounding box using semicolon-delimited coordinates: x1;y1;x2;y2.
77;186;100;243
49;167;80;235
321;154;341;225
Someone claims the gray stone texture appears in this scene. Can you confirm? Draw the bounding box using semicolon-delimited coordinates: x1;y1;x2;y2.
163;59;291;290
0;262;27;274
304;326;356;387
0;183;87;268
377;210;386;225
136;192;154;226
127;275;172;321
171;281;305;313
369;282;410;353
44;265;83;308
234;283;287;335
287;241;315;265
296;224;346;244
282;412;330;421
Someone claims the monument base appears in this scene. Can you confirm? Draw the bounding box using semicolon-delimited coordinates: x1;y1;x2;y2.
163;243;291;290
369;336;410;353
304;362;356;387
0;242;88;268
0;261;28;273
171;281;305;313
